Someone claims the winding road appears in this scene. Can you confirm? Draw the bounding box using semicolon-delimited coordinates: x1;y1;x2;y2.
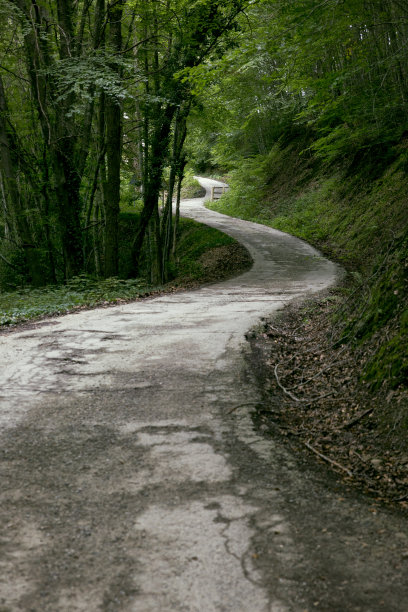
0;178;407;611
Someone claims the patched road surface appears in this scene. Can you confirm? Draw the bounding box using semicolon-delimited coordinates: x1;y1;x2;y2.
1;178;407;611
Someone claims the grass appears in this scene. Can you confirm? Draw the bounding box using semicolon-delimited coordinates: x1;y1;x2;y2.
179;170;206;199
174;217;236;280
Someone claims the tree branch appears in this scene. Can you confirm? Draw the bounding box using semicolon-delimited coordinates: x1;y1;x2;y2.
0;252;20;271
0;64;29;83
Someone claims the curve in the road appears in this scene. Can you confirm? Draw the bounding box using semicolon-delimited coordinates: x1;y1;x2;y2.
1;180;406;612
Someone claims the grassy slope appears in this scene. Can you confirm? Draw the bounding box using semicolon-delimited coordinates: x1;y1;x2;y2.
208;144;408;389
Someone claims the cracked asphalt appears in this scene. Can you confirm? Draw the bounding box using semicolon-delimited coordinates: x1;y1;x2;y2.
0;178;407;611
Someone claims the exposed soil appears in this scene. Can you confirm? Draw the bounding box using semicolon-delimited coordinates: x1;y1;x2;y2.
248;291;408;510
197;243;253;283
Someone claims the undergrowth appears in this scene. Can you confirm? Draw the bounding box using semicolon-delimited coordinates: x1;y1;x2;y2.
0;215;240;328
0;277;152;327
179;170;206;199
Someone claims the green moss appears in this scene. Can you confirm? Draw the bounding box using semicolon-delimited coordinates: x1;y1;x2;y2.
364;332;408;389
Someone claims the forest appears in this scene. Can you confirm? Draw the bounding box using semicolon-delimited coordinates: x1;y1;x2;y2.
0;0;407;394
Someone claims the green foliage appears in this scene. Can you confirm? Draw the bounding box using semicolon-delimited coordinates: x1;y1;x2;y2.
0;276;151;326
46;52;131;111
174;217;236;280
209;138;408;389
364;315;408;389
345;234;408;389
195;0;408;390
188;0;408;175
179;170;206;198
0;0;250;287
0;244;26;291
119;179;143;213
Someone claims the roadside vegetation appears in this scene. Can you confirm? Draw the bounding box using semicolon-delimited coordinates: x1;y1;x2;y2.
186;0;408;393
179;171;206;199
0;0;248;289
0;213;250;328
209;147;408;506
208;146;408;390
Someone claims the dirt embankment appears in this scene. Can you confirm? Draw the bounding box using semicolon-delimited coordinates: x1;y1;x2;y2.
248;293;408;510
168;242;253;290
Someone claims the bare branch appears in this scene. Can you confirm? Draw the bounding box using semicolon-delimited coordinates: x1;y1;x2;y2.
274;363;301;402
342;407;374;430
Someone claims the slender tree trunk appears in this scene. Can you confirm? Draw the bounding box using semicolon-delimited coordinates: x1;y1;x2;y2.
93;197;102;276
131;104;176;274
0;75;45;285
160;107;188;280
172;154;186;256
104;0;124;277
104;96;122;276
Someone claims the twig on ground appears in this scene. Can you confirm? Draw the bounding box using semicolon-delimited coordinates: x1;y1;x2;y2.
267;324;305;341
274;364;301;402
274;362;337;406
304;440;353;478
342;407;374;429
394;494;408;502
303;390;337;406
288;350;347;391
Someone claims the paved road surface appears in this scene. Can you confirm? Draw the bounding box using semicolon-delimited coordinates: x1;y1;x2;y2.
0;178;407;611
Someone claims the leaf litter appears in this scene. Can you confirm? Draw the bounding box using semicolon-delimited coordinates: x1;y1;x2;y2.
248;291;408;509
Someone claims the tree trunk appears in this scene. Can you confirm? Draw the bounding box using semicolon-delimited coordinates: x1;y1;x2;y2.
131;104;176;275
160;107;188;280
104;0;124;277
172;155;187;256
0;75;44;285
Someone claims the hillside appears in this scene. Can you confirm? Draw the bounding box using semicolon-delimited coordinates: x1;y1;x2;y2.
209;142;407;388
207;142;408;505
